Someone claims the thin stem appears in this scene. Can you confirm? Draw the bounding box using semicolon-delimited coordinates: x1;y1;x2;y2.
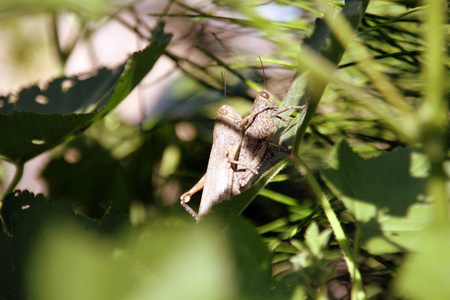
323;5;413;116
1;162;24;210
51;12;65;66
291;156;367;300
419;0;448;221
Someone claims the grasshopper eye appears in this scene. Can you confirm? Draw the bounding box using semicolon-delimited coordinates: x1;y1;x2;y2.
260;91;269;99
218;107;228;115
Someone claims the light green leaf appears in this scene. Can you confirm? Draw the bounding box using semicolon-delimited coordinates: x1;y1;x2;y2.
304;222;332;258
395;223;450;300
322;141;431;254
0;0;113;18
28;220;238;300
0;190;127;299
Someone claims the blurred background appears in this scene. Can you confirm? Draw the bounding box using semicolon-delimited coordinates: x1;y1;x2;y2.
1;1;440;299
0;0;319;222
0;0;425;223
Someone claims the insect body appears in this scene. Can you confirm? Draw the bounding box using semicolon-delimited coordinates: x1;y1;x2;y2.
231;58;305;195
180;62;305;220
180;103;243;221
231;89;279;195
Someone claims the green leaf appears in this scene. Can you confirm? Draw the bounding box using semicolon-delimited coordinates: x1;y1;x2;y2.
223;215;283;299
41;135;131;219
0;67;123;115
0;111;96;163
0;24;172;163
275;72;309;149
395;223;450;300
0;0;113;18
281;0;369;154
0;65;121;163
28;220;238;300
25;212;278;300
91;23;172;123
1;192;279;300
321;141;431;254
304;222;332;258
0;190;127;299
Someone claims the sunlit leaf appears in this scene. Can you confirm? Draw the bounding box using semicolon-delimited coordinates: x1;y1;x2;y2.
29;220;238;300
396;223;450;300
322;141;431;254
0;0;113;18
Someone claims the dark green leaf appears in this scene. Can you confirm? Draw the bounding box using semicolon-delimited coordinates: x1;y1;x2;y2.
0;24;172;163
0;111;95;163
41;135;131;219
0;67;123;115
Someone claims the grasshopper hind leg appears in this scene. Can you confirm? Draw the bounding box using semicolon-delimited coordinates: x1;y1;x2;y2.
180;200;199;222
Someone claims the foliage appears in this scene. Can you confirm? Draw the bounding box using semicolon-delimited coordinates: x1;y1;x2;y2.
0;0;449;299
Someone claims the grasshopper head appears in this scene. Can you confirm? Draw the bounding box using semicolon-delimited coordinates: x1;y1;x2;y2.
218;105;241;121
216;104;243;131
252;89;278;113
259;90;277;106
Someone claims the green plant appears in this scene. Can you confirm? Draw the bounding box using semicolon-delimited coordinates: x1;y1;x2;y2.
0;0;448;299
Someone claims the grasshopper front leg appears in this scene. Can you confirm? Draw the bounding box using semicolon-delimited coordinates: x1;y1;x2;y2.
231;91;306;195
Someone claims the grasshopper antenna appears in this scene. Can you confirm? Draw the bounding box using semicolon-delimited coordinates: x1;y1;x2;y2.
258;56;266;90
221;71;227;106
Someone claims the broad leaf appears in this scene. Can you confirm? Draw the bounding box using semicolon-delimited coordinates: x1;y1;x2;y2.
0;0;112;17
396;223;450;300
321;141;431;254
41;135;131;219
8;200;276;300
0;190;127;300
0;111;96;163
224;215;284;299
28;220;238;300
0;23;172;163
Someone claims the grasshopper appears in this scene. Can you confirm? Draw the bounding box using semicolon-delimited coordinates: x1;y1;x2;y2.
181;61;306;220
180;74;243;221
231;58;306;195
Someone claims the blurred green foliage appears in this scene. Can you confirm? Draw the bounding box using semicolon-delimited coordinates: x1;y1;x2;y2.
0;0;449;299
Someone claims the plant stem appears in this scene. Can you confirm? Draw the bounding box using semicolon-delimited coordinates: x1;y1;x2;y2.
2;163;24;209
292;156;367;300
1;163;24;232
419;0;447;221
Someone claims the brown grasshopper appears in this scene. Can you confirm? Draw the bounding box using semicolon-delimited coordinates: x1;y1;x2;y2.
231;58;306;195
181;61;306;220
180;74;243;221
